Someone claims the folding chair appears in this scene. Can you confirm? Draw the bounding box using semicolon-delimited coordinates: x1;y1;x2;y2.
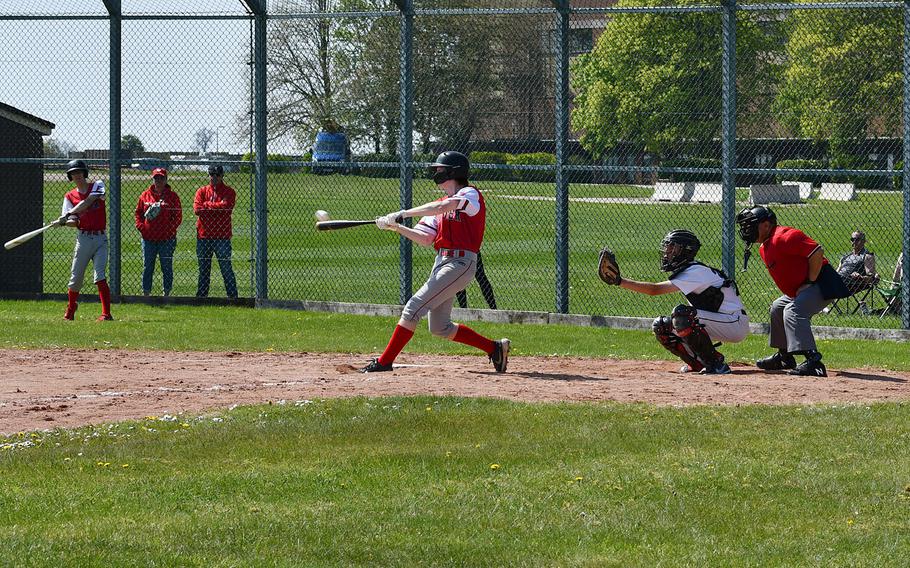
827;274;879;315
876;279;902;318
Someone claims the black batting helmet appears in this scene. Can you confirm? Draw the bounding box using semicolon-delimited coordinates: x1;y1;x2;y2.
208;164;225;177
735;206;776;244
660;229;701;272
65;159;89;181
429;151;469;185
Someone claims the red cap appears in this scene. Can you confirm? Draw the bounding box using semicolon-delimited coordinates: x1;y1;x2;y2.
151;167;168;178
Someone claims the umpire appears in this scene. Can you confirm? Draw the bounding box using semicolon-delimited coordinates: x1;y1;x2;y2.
736;206;848;377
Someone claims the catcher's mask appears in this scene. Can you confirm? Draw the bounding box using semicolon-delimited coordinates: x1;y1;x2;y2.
429;151;469;185
735;206;776;244
65;159;89;181
660;229;701;272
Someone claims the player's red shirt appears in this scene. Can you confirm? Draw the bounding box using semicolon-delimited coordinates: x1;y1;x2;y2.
64;185;106;231
759;225;827;297
427;186;486;253
193;182;236;239
135;185;183;241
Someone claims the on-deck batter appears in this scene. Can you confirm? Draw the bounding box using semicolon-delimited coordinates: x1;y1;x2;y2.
56;159;113;321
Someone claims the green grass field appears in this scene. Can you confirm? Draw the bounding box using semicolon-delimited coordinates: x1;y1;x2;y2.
3;303;910;565
2;300;909;370
41;171;907;329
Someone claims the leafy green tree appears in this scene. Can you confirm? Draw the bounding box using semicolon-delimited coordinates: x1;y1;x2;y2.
774;7;901;159
121;134;145;156
570;0;778;159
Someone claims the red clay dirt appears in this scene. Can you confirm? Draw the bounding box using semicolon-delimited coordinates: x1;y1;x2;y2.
2;348;909;434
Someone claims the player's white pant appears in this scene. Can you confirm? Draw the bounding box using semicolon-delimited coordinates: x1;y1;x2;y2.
696;309;750;343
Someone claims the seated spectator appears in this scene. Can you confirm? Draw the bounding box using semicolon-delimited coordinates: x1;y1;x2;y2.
894;251;904;283
836;230;877;293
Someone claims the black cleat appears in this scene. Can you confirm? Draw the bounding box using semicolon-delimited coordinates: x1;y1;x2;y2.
700;360;732;375
788;359;827;377
361;358;393;373
756;351;797;371
490;338;510;373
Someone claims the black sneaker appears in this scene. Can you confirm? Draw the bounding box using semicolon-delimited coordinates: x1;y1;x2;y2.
756;351;797;371
361;358;393;373
700;360;732;375
490;339;510;373
788;358;827;377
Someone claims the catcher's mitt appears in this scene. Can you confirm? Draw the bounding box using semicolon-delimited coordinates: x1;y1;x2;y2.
597;247;622;285
144;202;162;221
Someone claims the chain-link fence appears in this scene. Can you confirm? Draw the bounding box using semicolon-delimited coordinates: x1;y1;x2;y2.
0;0;908;330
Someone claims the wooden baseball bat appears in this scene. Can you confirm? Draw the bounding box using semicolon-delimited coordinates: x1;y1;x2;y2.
315;219;376;231
4;222;57;250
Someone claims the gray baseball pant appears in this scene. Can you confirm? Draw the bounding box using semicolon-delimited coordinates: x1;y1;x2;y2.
768;284;828;353
401;251;477;339
68;232;108;291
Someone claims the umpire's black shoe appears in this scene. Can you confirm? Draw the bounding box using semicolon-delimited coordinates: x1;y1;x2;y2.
788;352;827;377
361;358;393;373
490;339;510;373
756;351;797;371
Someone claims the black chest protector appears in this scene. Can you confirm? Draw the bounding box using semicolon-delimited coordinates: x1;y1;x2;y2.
670;261;740;312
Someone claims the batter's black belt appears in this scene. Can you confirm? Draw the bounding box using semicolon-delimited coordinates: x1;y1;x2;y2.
439;249;468;258
79;230;105;235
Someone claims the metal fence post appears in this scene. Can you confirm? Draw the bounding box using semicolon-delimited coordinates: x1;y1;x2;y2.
253;7;268;300
396;0;415;305
903;0;910;328
554;0;570;313
721;0;737;278
105;1;122;296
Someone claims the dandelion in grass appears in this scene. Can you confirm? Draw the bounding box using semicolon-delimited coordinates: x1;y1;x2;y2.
490;463;501;470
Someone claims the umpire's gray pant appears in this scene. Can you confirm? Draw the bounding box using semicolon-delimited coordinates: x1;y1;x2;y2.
768;283;829;353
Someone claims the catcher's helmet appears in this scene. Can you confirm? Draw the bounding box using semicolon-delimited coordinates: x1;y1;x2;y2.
208;164;225;177
429;151;469;185
660;229;701;272
65;159;89;181
735;206;776;244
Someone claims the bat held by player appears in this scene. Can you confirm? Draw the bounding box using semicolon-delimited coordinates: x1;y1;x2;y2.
4;222;58;250
315;219;377;231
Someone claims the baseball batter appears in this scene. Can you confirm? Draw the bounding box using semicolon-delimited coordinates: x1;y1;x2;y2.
56;160;113;321
362;151;510;373
605;230;749;374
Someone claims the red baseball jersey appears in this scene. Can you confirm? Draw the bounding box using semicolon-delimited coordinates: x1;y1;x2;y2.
415;185;486;253
759;225;827;297
135;185;183;241
63;181;106;231
193;182;236;239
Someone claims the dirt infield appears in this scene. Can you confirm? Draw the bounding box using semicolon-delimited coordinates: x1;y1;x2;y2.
2;348;910;434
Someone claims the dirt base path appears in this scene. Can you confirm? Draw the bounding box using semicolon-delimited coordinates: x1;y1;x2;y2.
2;349;909;434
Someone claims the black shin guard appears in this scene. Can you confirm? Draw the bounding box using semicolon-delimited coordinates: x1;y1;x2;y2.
653;315;703;371
670;305;722;367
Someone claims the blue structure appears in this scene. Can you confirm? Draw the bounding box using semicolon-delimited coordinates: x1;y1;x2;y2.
312;130;351;174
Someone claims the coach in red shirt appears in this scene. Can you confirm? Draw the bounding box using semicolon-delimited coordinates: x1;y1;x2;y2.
193;164;237;298
736;205;832;377
135;168;182;296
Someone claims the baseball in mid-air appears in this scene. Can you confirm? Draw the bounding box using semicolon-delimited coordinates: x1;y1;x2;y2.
314;210;330;222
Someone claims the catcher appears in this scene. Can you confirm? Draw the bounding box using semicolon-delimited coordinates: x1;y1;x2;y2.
598;229;750;374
